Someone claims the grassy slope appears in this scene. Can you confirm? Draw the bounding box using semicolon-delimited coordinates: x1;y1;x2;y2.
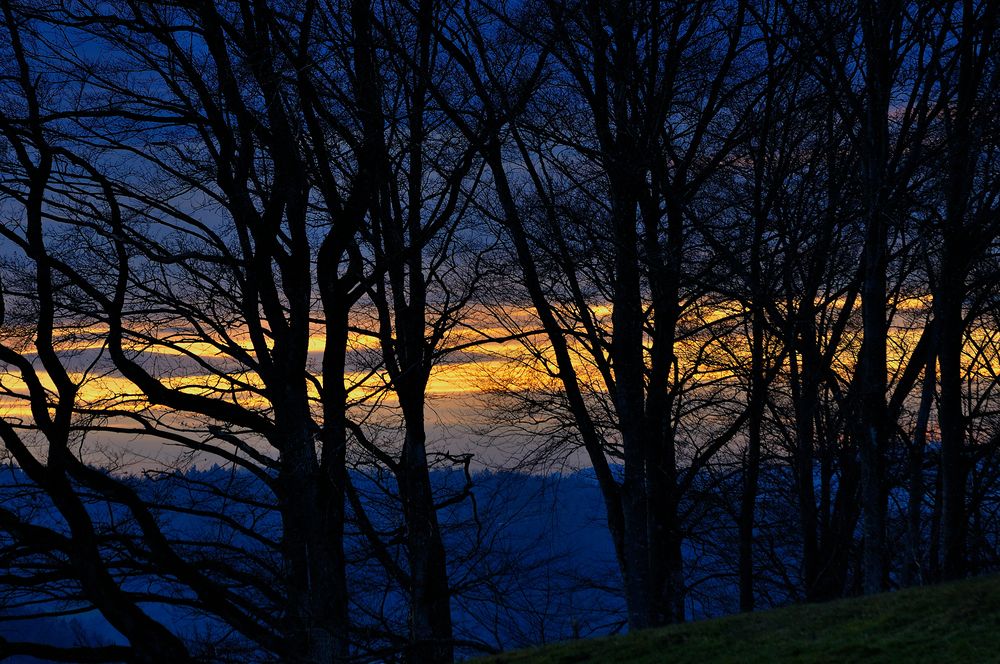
481;575;1000;663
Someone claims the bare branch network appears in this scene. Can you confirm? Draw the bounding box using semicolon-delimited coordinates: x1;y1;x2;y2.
1;0;1000;662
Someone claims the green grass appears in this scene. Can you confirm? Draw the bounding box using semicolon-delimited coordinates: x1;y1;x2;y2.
479;575;1000;663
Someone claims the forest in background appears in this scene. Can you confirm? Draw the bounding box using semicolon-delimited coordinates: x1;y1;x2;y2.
2;0;1000;662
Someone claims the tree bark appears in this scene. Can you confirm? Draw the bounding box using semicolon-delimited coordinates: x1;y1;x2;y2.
856;0;897;595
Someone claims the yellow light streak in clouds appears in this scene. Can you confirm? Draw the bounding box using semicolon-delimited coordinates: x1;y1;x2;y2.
2;296;999;437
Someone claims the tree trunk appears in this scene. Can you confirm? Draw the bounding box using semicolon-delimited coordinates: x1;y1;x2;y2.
399;396;454;664
857;0;895;595
739;191;767;611
937;0;978;582
937;277;967;580
611;183;652;629
903;353;936;586
789;315;821;600
279;430;348;662
739;327;764;611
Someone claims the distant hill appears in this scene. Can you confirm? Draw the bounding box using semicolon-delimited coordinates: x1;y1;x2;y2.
0;466;624;658
480;574;1000;663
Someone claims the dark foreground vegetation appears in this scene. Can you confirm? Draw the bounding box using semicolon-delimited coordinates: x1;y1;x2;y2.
482;575;1000;664
2;0;1000;662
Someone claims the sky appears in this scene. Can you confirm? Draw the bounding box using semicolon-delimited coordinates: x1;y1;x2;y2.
0;291;977;473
